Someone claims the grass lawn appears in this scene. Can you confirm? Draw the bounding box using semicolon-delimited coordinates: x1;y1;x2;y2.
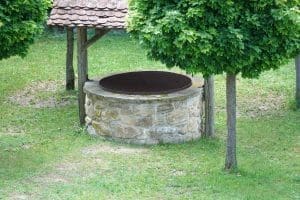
0;32;299;200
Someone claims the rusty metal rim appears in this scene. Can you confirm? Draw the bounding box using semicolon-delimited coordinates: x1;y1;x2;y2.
99;71;192;95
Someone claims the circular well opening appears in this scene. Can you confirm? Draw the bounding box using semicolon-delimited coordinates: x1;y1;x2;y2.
99;71;192;95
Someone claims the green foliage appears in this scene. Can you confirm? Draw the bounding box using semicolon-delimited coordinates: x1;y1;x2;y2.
0;35;299;199
128;0;300;77
0;0;51;60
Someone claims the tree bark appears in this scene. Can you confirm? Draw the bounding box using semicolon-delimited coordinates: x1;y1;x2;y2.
204;76;215;137
66;27;75;90
296;54;300;109
225;73;237;171
77;27;88;125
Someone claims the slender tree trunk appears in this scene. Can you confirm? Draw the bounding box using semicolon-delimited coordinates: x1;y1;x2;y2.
66;27;75;90
225;73;237;171
77;27;88;125
204;76;215;137
296;54;300;109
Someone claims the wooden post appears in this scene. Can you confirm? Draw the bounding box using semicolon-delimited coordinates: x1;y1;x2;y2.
77;27;88;125
75;28;108;124
296;54;300;109
66;27;75;90
204;76;215;137
225;73;237;171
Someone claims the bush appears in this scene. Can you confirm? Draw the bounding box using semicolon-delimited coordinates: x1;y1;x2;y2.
0;0;51;60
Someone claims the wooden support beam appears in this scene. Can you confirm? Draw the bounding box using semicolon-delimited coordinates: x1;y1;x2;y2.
76;28;108;125
296;54;300;109
77;27;88;125
84;29;109;49
66;27;75;90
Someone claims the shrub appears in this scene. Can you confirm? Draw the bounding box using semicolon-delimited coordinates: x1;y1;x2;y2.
0;0;51;60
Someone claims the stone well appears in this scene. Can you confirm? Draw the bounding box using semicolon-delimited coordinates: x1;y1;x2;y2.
83;75;204;145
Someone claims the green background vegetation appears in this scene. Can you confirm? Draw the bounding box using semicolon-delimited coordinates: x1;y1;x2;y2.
0;0;50;60
0;33;299;199
128;0;299;77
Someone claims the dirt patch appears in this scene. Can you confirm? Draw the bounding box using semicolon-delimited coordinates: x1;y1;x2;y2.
21;144;32;150
81;144;148;156
8;193;31;200
55;160;83;172
217;91;286;118
31;156;107;189
238;92;286;118
32;160;83;186
171;169;186;176
8;80;76;108
5;144;146;199
0;126;25;137
34;173;70;184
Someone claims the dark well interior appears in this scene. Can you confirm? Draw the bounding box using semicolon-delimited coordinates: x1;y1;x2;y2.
99;71;192;95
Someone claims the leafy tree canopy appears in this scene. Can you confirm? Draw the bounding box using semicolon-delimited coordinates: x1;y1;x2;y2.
0;0;51;60
128;0;300;78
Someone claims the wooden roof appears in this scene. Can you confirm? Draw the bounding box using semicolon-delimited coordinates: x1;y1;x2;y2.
47;0;128;29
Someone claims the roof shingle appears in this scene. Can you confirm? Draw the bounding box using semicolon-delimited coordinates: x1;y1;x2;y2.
47;0;128;29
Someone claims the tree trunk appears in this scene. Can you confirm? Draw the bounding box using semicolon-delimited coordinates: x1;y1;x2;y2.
66;27;75;90
204;76;215;137
296;54;300;109
77;27;88;125
225;73;237;171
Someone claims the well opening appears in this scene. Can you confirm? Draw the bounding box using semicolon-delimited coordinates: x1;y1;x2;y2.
99;71;192;95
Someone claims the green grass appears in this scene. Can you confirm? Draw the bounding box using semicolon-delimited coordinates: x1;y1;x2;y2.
0;32;299;200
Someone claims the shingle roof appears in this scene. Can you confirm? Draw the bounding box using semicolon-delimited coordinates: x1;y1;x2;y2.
47;0;128;29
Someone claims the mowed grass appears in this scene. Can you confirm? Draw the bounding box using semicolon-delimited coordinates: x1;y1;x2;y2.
0;32;299;200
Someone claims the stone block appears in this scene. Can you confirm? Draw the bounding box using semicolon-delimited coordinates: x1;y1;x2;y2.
173;100;187;109
135;116;153;127
135;104;155;117
166;109;188;125
94;101;106;110
85;103;95;118
157;103;174;114
111;123;141;139
85;116;92;125
148;126;186;144
92;121;111;136
101;109;119;121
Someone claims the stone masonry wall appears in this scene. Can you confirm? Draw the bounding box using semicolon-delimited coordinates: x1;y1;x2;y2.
84;80;203;145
